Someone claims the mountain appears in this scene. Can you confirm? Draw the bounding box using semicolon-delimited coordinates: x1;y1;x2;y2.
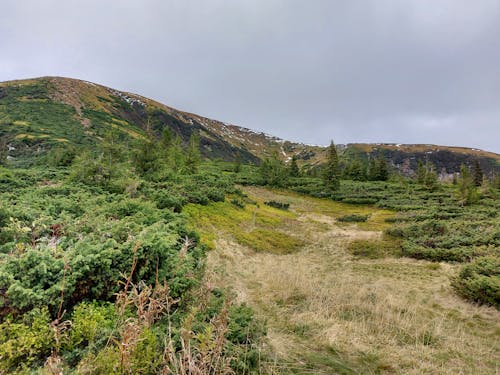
1;76;499;176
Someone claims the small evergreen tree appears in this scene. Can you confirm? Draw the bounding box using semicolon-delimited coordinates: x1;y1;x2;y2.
134;137;160;176
168;135;185;172
347;158;367;181
161;127;173;149
456;164;479;205
367;157;378;181
376;155;389;181
416;159;426;184
423;162;438;191
260;152;288;187
233;153;242;173
323;141;340;190
472;160;483;187
289;155;300;177
185;132;201;174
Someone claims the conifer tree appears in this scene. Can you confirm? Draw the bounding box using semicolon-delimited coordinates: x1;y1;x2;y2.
423;162;438;190
260;152;288;187
367;157;378;181
348;158;367;181
185;132;201;174
161;128;173;149
323;141;340;189
289;155;300;177
134;136;159;175
376;155;389;181
456;164;479;205
472;160;483;186
169;135;184;172
233;153;242;173
416;159;426;184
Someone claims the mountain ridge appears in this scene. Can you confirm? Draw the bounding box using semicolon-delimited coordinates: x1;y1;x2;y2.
1;76;499;175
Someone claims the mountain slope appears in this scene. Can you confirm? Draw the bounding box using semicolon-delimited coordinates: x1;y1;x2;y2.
1;76;499;176
0;76;259;164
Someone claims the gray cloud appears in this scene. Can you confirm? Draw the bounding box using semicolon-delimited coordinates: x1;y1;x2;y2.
1;0;499;152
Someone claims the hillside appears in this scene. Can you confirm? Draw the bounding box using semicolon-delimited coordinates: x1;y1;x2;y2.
1;77;499;176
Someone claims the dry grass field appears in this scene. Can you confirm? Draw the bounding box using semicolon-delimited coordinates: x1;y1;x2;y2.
186;186;500;374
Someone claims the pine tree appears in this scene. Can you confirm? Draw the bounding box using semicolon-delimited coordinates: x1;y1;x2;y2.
168;135;184;172
423;162;438;190
416;159;426;184
472;160;483;187
134;137;159;175
367;157;378;181
289;155;300;177
376;155;389;181
323;141;340;189
185;132;201;174
348;158;367;181
456;164;479;205
233;153;242;173
260;152;288;187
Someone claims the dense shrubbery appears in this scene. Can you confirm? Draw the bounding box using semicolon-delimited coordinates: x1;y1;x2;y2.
0;152;265;372
452;257;500;308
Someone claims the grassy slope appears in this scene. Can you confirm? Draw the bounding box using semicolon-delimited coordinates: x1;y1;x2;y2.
186;186;500;374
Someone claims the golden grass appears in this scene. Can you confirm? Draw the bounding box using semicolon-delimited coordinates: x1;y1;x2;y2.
195;187;500;374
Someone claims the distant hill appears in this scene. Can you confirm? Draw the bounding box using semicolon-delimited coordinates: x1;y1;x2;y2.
1;76;499;175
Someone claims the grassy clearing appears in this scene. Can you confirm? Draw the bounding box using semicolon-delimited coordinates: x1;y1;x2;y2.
191;186;500;374
184;190;299;254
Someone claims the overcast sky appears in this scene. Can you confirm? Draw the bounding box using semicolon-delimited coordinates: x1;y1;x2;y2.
1;1;499;152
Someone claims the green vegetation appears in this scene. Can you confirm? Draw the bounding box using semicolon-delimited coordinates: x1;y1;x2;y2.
234;161;499;309
0;77;498;373
0;155;265;372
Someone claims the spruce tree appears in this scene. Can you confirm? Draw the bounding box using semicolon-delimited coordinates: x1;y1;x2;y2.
456;164;479;205
185;132;201;174
348;158;367;181
260;152;288;187
416;159;426;184
233;153;242;173
367;157;378;181
376;155;389;181
289;155;300;177
472;160;483;186
169;135;184;172
323;141;340;189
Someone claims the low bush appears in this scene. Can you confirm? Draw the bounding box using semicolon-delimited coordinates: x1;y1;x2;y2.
264;200;290;210
338;214;369;223
452;256;500;309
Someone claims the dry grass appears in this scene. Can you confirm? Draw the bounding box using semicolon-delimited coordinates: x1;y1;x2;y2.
197;187;500;374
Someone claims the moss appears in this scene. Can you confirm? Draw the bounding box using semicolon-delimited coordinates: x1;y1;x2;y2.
234;228;304;254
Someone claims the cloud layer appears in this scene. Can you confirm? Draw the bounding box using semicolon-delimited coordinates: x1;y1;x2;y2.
1;0;499;152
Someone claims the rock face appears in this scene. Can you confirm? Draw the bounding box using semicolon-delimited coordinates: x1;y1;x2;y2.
1;76;499;175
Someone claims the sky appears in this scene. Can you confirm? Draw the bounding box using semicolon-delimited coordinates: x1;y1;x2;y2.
1;0;499;153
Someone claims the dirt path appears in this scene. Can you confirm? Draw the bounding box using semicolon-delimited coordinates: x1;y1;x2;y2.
195;187;500;374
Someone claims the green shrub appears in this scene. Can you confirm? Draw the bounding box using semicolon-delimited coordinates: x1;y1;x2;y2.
0;307;54;372
452;256;500;308
348;239;400;259
338;214;369;223
264;201;290;210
